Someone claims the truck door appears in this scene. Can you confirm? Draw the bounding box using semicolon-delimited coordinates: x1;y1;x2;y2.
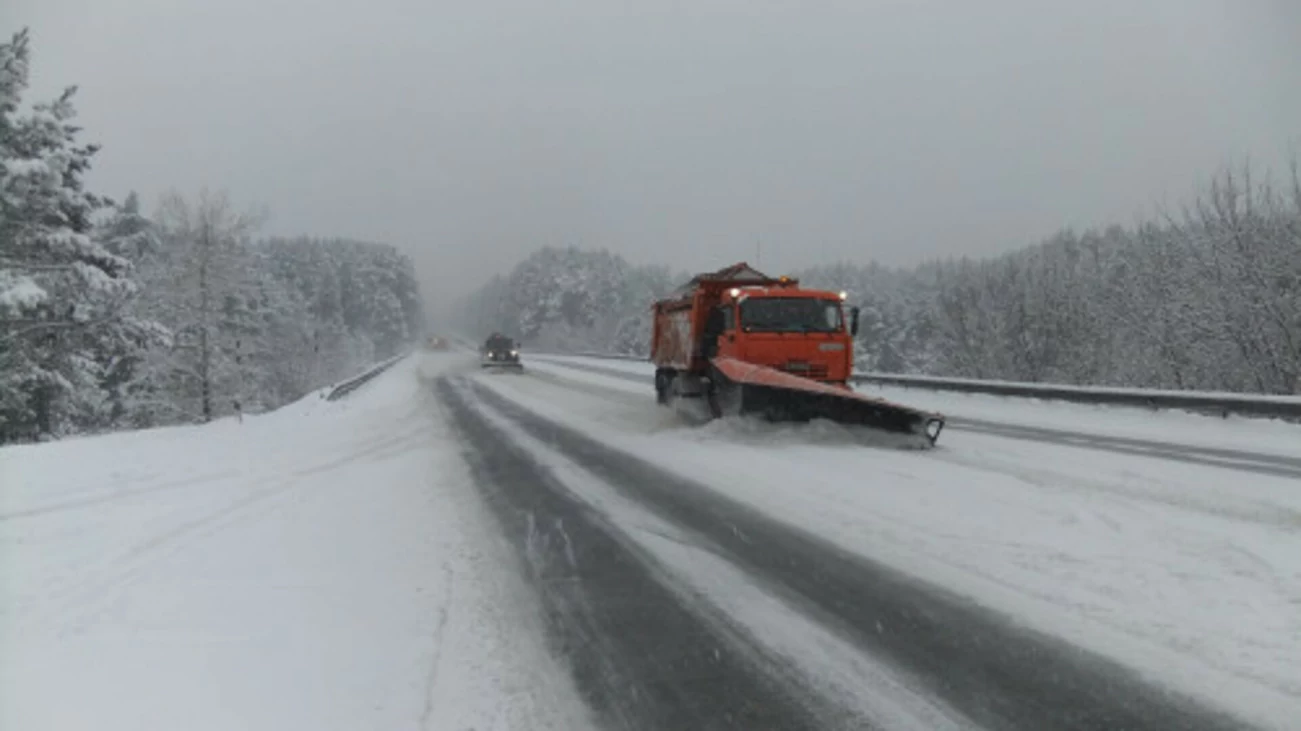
701;305;734;359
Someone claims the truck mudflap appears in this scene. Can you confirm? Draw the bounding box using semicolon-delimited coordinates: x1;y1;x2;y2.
708;357;945;447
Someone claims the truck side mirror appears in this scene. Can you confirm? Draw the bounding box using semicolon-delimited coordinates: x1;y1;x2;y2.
850;306;860;337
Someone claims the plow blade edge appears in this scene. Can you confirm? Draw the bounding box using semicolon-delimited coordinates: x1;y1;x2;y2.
708;357;945;447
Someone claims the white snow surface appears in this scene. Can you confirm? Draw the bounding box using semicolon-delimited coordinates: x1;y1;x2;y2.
0;274;49;310
7;345;1299;730
0;353;593;731
3;157;54;178
478;360;1301;730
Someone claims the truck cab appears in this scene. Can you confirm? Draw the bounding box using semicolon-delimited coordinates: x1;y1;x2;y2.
703;285;859;384
651;263;861;403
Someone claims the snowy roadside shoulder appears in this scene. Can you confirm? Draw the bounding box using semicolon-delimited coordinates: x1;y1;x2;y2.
0;351;593;731
0;353;426;514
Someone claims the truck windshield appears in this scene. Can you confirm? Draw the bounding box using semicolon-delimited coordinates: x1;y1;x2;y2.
739;298;843;333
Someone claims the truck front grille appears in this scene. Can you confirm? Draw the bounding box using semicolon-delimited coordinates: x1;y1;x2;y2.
782;362;828;379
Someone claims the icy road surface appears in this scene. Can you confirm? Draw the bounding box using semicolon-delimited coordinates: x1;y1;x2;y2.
0;355;594;731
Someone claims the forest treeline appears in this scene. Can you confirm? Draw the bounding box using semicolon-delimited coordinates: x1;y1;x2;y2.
1;31;423;443
456;166;1300;396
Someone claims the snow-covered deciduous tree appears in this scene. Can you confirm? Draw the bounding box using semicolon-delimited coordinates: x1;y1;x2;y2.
452;247;678;355
1179;165;1301;393
92;193;169;428
254;235;422;392
0;32;427;443
141;189;262;423
115;223;424;429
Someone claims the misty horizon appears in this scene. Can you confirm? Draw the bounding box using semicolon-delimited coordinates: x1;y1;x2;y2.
11;0;1300;315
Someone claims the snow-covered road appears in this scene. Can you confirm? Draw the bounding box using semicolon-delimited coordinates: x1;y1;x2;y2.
473;354;1301;729
4;350;1298;730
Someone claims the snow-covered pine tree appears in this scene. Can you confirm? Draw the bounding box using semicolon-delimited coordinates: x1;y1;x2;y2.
92;193;169;428
99;192;155;260
0;30;161;441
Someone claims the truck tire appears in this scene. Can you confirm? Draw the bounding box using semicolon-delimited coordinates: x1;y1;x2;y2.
655;369;675;405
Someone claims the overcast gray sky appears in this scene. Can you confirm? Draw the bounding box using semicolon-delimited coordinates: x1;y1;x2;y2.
11;0;1301;316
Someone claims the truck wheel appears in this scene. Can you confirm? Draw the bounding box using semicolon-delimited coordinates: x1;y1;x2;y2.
655;370;674;405
705;381;726;419
705;366;732;419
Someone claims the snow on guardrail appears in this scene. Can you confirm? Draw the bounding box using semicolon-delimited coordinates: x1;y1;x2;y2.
325;352;410;402
560;351;1301;422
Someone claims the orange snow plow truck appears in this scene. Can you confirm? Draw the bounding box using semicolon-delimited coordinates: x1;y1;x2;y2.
650;262;945;447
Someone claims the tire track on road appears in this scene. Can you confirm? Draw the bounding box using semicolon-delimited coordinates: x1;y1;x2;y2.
29;426;434;635
468;376;1253;731
0;470;241;522
437;377;829;731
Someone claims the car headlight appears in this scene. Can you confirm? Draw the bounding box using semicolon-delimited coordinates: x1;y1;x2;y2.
510;350;519;357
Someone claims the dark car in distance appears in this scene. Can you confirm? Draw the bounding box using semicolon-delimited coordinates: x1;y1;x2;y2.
481;333;523;370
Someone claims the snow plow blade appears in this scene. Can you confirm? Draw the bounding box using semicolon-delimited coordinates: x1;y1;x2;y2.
709;357;945;447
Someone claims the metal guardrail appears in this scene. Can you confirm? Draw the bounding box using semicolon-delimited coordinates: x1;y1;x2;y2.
557;351;1301;422
325;352;409;402
568;350;645;362
851;373;1301;421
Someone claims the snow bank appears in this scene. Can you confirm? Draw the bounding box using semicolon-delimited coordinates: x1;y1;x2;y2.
0;351;592;731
